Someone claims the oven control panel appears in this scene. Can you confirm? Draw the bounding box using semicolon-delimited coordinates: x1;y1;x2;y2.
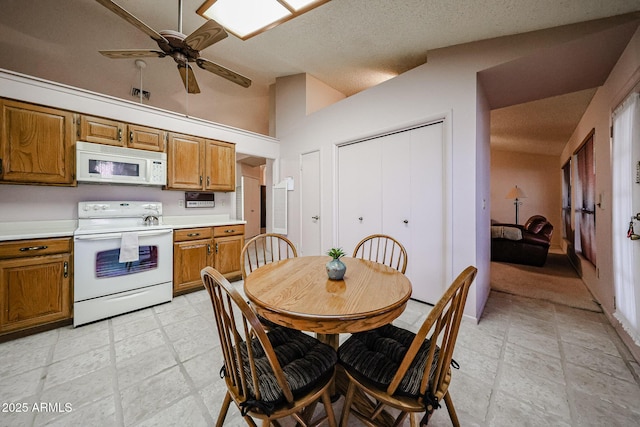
78;201;163;218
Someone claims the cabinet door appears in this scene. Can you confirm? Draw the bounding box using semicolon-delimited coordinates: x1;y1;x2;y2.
173;239;212;295
214;235;243;279
0;254;71;333
79;115;125;146
204;139;235;191
128;124;166;152
167;133;205;190
1;100;75;185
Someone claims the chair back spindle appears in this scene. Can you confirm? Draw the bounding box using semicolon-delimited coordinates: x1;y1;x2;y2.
241;233;298;279
352;234;407;273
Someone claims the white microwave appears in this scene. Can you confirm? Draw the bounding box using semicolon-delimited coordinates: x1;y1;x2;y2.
76;141;167;186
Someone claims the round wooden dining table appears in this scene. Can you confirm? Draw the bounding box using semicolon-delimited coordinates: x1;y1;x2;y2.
243;255;412;349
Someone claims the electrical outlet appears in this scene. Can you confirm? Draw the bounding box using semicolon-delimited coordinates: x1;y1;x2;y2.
178;199;184;208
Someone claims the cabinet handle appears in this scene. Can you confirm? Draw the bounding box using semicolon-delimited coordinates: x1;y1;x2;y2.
0;158;3;175
207;244;211;255
216;243;219;254
403;219;409;224
129;131;133;143
225;229;235;233
187;233;200;237
207;176;210;186
312;216;319;220
199;176;203;185
118;128;123;141
358;217;363;221
63;261;69;278
19;245;48;252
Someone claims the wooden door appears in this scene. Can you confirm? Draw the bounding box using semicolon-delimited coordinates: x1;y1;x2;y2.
214;235;243;279
128;124;166;152
167;133;205;189
243;176;261;239
0;254;71;333
173;239;212;294
205;139;235;191
301;150;322;255
338;139;382;255
79;115;125;146
1;100;75;185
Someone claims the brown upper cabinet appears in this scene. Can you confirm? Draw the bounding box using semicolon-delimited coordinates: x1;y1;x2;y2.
79;115;166;152
0;99;76;186
167;133;236;192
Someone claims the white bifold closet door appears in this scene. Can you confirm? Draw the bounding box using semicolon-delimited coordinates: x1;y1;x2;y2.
338;121;446;304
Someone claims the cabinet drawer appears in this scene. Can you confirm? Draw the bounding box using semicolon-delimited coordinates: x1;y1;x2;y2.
174;228;213;242
0;238;72;259
213;224;244;237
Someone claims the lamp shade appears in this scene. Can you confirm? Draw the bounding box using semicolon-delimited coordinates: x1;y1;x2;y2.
505;185;527;200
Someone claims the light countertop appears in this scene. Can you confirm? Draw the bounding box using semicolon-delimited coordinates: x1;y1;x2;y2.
0;220;78;242
0;216;245;242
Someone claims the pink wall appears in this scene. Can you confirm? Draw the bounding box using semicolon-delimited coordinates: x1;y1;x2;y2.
490;150;563;247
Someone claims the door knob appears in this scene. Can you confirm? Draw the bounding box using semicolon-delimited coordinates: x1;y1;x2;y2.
403;219;409;224
312;216;319;220
358;217;363;221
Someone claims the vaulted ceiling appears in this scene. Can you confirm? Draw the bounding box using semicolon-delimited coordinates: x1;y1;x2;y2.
0;1;639;155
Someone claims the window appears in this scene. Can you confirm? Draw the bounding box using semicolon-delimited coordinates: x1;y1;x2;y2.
575;131;596;265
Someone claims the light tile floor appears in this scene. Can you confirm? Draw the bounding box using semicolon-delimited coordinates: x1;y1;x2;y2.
2;285;640;426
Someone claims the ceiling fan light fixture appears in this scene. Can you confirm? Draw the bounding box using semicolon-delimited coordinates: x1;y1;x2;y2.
197;0;330;40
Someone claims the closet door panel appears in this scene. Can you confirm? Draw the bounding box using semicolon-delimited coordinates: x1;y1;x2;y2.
381;131;412;266
409;123;446;304
338;140;382;254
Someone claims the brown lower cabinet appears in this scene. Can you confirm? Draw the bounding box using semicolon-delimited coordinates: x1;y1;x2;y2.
173;225;244;295
0;237;73;338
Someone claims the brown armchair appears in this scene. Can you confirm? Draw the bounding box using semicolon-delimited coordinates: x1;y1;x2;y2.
491;215;553;267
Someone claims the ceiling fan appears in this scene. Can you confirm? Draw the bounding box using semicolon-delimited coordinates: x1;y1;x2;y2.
95;0;251;93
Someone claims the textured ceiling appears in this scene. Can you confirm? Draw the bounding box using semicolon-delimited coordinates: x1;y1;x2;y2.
85;0;640;96
0;0;639;155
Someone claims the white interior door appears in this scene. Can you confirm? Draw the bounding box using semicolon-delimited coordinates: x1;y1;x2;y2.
337;121;446;304
407;123;445;304
243;176;261;239
301;151;322;255
381;131;412;259
338;139;382;254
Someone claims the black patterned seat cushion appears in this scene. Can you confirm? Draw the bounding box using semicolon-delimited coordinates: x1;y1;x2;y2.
237;326;337;411
338;324;439;398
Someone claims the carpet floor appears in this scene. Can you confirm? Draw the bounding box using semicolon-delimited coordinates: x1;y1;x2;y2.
490;252;602;312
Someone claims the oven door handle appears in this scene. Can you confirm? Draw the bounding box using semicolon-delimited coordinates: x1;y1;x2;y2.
74;229;173;241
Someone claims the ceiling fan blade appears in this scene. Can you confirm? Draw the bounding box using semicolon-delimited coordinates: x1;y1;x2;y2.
95;0;168;45
196;58;252;88
178;64;201;94
99;49;166;59
184;19;228;52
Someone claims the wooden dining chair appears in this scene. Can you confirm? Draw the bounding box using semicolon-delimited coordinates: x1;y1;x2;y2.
241;233;298;279
352;234;408;273
201;266;338;427
338;266;478;427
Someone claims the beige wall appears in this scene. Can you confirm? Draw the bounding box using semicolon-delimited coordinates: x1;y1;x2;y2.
490;150;563;247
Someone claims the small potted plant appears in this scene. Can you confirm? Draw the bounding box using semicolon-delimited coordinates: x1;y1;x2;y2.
326;247;347;280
